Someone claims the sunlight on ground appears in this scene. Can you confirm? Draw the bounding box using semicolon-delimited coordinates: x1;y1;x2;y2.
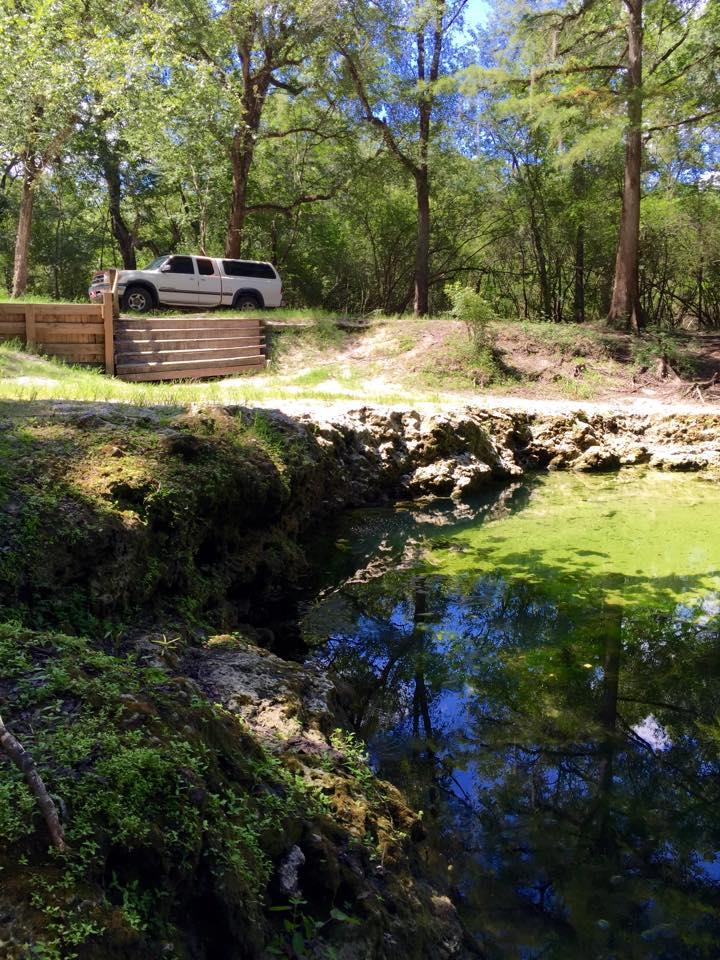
0;316;708;411
0;344;431;409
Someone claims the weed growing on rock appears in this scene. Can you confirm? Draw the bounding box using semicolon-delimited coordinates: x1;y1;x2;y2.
0;622;325;958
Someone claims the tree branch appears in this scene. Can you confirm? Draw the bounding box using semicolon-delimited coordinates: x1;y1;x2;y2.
338;44;419;176
0;713;67;852
269;74;305;95
531;62;623;84
245;188;343;216
647;25;691;77
644;107;720;135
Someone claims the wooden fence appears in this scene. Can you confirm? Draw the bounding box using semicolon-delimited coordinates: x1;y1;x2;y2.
0;293;115;374
114;315;266;381
0;287;268;381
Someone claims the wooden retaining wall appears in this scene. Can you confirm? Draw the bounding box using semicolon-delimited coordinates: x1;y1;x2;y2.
114;315;267;381
0;291;267;381
0;294;115;374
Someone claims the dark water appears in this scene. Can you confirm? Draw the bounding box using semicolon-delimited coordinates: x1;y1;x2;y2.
301;473;720;959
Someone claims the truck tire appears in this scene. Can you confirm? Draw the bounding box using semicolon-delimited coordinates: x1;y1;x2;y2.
123;285;154;313
233;292;261;310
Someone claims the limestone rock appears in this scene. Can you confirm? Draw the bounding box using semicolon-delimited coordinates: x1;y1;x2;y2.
572;445;621;472
186;638;335;740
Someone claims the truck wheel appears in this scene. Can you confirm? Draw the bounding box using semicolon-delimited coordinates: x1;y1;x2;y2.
234;293;260;311
123;285;153;313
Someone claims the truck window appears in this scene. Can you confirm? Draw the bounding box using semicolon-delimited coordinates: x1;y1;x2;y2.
166;256;195;274
221;260;276;280
196;258;215;276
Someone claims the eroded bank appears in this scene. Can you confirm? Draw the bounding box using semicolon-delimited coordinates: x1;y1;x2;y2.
0;401;718;959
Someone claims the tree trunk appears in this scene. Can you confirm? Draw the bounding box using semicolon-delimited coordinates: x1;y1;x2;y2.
608;0;643;332
225;135;254;258
574;223;585;323
99;144;136;270
572;163;586;323
224;50;270;259
11;167;37;298
414;170;430;316
697;262;704;327
529;203;552;321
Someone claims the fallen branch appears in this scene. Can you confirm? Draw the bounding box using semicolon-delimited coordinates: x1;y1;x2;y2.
0;712;67;851
678;371;718;400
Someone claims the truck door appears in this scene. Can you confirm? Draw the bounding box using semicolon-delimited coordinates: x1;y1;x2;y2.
157;255;199;306
196;257;222;307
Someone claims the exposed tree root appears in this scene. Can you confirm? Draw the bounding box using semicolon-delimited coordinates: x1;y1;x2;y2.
0;713;68;851
632;360;720;402
677;372;719;401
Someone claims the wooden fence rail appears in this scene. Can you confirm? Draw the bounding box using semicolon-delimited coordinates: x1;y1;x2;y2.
0;293;115;374
0;286;267;381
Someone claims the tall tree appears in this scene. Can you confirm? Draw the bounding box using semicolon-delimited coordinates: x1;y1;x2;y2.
517;0;720;329
0;0;86;296
155;0;333;258
608;0;643;329
337;0;468;316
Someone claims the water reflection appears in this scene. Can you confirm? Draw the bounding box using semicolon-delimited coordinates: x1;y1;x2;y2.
302;473;720;958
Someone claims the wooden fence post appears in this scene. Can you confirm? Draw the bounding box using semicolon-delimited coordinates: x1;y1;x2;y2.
102;292;115;375
25;304;36;348
108;269;120;319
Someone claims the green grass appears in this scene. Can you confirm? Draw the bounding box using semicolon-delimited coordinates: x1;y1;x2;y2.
514;320;609;357
0;293;87;304
0;342;418;407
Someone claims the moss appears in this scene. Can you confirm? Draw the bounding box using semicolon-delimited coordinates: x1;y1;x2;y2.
0;408;310;633
0;621;326;959
0;620;466;959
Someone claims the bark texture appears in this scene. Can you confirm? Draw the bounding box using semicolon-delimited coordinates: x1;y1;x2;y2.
608;0;643;332
225;42;272;258
0;712;67;851
11;167;37;298
98;138;137;270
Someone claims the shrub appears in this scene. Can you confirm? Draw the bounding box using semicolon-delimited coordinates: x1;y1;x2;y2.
445;283;494;350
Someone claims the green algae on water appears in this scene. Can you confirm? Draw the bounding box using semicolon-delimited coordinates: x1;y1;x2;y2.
302;470;720;958
425;470;720;610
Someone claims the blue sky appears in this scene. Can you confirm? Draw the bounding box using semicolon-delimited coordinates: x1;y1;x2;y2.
465;0;490;29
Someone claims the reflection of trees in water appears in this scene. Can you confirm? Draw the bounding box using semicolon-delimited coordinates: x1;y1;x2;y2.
303;480;534;629
307;563;720;957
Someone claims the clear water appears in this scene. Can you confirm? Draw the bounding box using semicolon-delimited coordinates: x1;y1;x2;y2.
301;472;720;959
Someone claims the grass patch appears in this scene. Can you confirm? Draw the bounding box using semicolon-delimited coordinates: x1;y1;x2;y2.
631;330;700;379
515;320;608;358
0;344;407;407
0;293;87;304
554;367;606;400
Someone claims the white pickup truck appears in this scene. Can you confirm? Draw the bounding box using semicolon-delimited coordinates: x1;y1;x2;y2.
88;254;282;313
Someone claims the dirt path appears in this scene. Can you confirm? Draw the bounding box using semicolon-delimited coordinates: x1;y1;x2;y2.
241;390;720;420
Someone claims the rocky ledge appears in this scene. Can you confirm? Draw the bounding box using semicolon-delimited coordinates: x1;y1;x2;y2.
259;404;720;505
181;633;477;959
1;400;718;959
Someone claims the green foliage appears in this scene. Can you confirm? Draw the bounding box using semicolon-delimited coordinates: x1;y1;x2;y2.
329;729;376;795
268;895;361;959
0;0;717;326
0;621;324;957
445;284;495;351
631;330;698;377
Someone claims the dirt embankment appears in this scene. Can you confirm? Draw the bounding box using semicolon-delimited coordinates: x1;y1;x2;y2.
1;400;719;960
